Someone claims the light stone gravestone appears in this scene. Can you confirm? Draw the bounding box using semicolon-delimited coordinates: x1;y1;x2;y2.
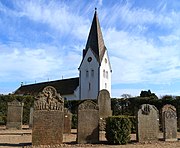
97;89;112;130
97;89;112;118
6;99;24;129
77;100;99;144
64;108;72;134
32;86;64;146
29;107;34;129
162;104;177;141
137;104;159;142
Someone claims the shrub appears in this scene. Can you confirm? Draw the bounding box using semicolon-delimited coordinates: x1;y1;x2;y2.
128;116;136;133
105;116;131;145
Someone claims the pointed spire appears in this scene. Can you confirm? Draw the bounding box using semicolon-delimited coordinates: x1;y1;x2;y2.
85;8;106;62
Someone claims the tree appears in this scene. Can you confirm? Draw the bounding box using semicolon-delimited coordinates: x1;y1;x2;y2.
121;94;132;99
140;90;158;100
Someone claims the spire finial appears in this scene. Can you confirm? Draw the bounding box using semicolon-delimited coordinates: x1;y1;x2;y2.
95;7;97;11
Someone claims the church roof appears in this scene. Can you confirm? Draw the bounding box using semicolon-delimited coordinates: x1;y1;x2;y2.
84;9;106;63
14;77;79;96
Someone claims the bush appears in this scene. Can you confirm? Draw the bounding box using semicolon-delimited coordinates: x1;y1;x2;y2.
128;116;136;133
105;116;131;145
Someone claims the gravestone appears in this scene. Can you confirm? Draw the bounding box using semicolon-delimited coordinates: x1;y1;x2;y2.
64;108;72;134
32;86;64;146
6;99;24;129
137;104;159;142
162;104;177;141
29;107;34;129
97;89;112;130
97;89;112;118
77;100;99;144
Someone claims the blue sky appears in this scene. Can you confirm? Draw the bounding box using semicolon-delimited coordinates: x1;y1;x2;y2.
0;0;180;97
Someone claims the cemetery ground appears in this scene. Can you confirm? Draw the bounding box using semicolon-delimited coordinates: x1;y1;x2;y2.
0;126;180;148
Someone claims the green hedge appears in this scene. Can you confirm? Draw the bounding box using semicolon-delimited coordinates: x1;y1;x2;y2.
128;116;136;133
0;95;35;125
105;116;131;145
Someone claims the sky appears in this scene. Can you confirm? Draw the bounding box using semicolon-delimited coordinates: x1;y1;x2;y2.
0;0;180;98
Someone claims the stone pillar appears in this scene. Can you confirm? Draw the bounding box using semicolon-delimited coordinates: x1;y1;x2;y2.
6;99;24;129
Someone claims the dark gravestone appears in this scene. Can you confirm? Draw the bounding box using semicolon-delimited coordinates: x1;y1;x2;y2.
6;99;24;129
29;107;34;129
32;86;64;146
97;89;112;131
137;104;159;142
77;100;99;144
162;104;177;141
64;108;72;134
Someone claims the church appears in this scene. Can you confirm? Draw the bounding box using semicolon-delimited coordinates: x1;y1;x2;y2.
15;9;112;100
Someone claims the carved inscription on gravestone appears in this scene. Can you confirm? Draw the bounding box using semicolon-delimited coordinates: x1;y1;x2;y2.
137;104;159;142
32;86;64;146
6;99;24;129
162;104;177;141
77;100;99;144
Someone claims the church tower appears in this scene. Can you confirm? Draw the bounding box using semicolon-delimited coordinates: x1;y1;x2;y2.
79;9;112;100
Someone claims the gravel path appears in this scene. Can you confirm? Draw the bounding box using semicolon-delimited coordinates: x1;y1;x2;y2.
0;128;179;148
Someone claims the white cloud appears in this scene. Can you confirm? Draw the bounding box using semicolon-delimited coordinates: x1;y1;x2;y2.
112;88;141;98
104;28;180;85
17;1;90;41
0;42;80;83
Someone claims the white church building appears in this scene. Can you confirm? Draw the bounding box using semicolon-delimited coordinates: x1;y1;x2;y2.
15;10;112;100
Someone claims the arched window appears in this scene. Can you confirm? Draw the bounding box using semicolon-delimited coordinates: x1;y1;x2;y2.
86;70;89;77
91;69;94;77
103;69;105;78
89;82;91;90
106;71;108;79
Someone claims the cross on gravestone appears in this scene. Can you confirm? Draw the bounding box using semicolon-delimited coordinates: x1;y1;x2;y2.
162;104;177;141
6;99;24;129
77;100;99;144
32;86;64;146
137;104;159;142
